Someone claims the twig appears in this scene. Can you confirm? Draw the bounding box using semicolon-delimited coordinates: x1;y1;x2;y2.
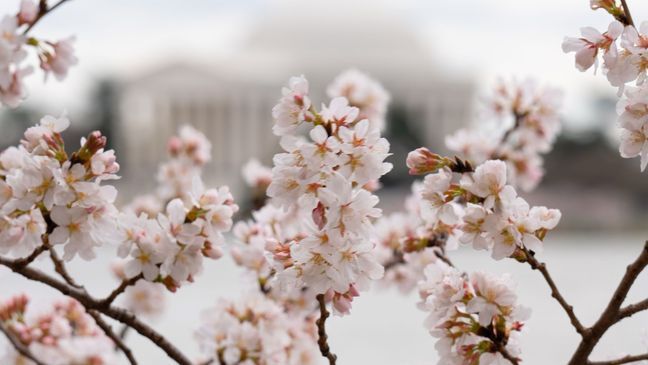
0;322;46;365
498;111;526;148
493;342;520;365
522;247;586;335
588;353;648;365
88;310;138;365
118;324;130;340
0;256;193;365
616;297;648;322
435;249;455;268
49;247;83;289
568;241;648;365
620;0;635;27
316;294;337;365
13;244;49;269
102;274;143;306
23;0;72;34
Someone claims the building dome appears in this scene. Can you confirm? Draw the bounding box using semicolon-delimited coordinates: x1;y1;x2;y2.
224;0;438;88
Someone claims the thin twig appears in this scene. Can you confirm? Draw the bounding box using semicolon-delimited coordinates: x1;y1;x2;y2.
47;249;136;364
588;353;648;365
568;241;648;365
498;111;526;148
49;247;83;289
435;250;455;268
620;0;635;27
617;297;648;322
101;274;143;306
88;310;138;365
316;294;337;365
23;0;72;34
522;247;586;335
0;322;46;365
493;342;520;365
118;324;130;341
13;243;49;269
0;256;193;365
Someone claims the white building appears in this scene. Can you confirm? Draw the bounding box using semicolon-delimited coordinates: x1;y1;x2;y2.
116;0;474;201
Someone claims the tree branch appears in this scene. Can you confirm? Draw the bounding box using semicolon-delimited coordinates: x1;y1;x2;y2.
49;247;83;289
620;0;635;27
493;342;520;365
23;0;72;34
588;353;648;365
617;297;648;322
316;294;337;365
87;310;138;365
568;241;648;365
522;247;586;335
0;322;46;365
101;274;143;306
0;256;193;365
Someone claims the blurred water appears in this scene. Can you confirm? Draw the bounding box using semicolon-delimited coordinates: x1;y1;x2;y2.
0;232;646;365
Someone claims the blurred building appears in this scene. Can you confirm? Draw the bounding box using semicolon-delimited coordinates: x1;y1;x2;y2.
115;0;473;200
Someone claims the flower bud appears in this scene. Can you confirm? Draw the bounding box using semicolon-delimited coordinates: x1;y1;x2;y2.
406;147;451;175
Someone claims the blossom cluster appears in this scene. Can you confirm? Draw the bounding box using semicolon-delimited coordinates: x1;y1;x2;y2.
0;0;77;107
0;295;115;365
444;79;562;191
195;294;320;365
117;126;238;291
408;157;561;260
563;6;648;171
0;115;119;261
418;264;528;365
264;72;391;314
373;183;447;294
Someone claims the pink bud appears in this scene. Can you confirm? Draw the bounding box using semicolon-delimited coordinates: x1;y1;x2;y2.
168;136;182;156
406;147;449;175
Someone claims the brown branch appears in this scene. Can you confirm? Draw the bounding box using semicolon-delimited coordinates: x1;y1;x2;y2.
101;274;143;306
382;250;405;271
0;256;192;365
118;323;130;341
620;0;635;27
13;243;49;269
435;249;455;268
568;241;648;365
316;294;337;365
617;297;648;322
493;342;520;365
0;322;46;365
522;247;586;336
87;310;138;365
23;0;72;34
498;111;526;148
588;353;648;365
49;247;83;289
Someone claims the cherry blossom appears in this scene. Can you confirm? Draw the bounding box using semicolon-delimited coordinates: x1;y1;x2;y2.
264;74;391;314
418;265;528;365
118;126;238;289
0;295;116;365
562;21;624;72
327;69;390;130
195;294;320;365
40;37;78;81
446;78;562;192
0;2;78;108
272;75;311;136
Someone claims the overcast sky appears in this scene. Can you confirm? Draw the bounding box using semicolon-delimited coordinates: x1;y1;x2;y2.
1;0;647;130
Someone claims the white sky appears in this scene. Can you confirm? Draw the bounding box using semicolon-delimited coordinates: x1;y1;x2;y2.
2;0;648;130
